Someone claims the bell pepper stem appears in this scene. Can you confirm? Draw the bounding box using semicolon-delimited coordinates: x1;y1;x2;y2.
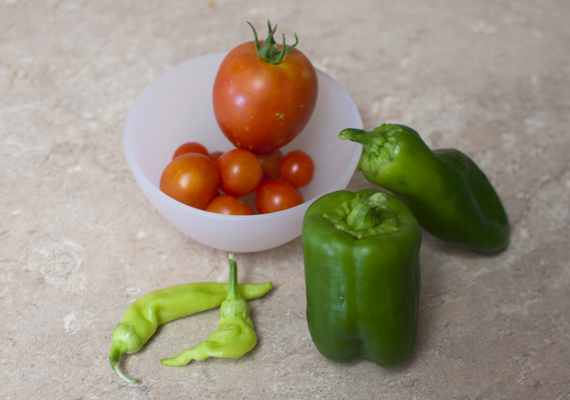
323;191;399;239
346;198;377;231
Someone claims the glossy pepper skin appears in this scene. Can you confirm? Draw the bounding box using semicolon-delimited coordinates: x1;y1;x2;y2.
109;278;272;383
303;189;421;367
340;124;509;253
161;253;258;366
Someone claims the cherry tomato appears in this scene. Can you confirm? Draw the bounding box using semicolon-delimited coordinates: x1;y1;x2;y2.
160;153;220;209
209;150;223;163
205;194;255;215
280;150;314;187
172;141;209;160
212;22;318;154
254;179;304;214
257;149;283;181
218;148;263;197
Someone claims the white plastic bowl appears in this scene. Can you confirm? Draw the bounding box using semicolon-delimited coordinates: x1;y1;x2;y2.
124;52;362;253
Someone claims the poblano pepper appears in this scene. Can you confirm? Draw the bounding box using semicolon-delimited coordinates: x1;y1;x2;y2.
340;123;509;253
161;253;258;366
109;274;272;383
302;189;421;367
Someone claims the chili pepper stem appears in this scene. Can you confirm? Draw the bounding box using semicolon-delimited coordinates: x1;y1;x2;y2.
340;126;399;151
227;253;240;300
113;363;139;384
109;342;138;383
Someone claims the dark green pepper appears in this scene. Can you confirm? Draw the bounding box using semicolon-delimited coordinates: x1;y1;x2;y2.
302;189;421;367
340;123;509;253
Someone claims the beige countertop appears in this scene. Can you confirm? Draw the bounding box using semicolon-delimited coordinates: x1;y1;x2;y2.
1;0;569;399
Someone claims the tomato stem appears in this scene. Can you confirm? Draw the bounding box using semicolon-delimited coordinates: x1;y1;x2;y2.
247;20;299;65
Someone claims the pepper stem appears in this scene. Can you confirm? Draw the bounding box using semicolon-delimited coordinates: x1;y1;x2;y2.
247;20;299;65
323;192;399;239
227;253;241;301
346;198;381;232
339;127;390;147
114;364;139;384
339;128;366;142
340;124;408;147
110;343;139;384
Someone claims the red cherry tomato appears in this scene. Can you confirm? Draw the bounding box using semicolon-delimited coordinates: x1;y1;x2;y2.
160;153;220;209
205;194;255;215
257;149;283;181
209;150;223;163
254;179;304;214
218;148;263;197
280;150;314;187
172;142;209;160
212;22;318;154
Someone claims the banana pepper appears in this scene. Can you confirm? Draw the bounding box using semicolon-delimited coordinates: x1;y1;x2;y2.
302;189;421;367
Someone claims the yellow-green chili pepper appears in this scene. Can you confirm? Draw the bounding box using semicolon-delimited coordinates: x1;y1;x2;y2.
161;253;258;366
109;271;272;383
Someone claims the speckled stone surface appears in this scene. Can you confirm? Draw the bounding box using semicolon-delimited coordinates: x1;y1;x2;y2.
1;0;569;399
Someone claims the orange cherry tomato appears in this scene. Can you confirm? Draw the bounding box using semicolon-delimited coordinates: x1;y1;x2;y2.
254;179;304;214
160;153;220;209
209;150;224;163
205;194;255;215
172;141;209;160
218;148;263;197
280;150;314;187
257;149;283;181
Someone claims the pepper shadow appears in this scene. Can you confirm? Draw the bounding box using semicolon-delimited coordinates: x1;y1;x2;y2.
411;229;509;363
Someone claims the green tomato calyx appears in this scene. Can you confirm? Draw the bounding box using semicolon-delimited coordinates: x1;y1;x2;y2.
248;20;299;65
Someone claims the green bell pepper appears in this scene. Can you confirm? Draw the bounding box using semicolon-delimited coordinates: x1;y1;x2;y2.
302;189;421;367
340;123;509;253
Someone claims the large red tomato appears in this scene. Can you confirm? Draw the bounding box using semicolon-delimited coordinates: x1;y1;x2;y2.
212;22;318;154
